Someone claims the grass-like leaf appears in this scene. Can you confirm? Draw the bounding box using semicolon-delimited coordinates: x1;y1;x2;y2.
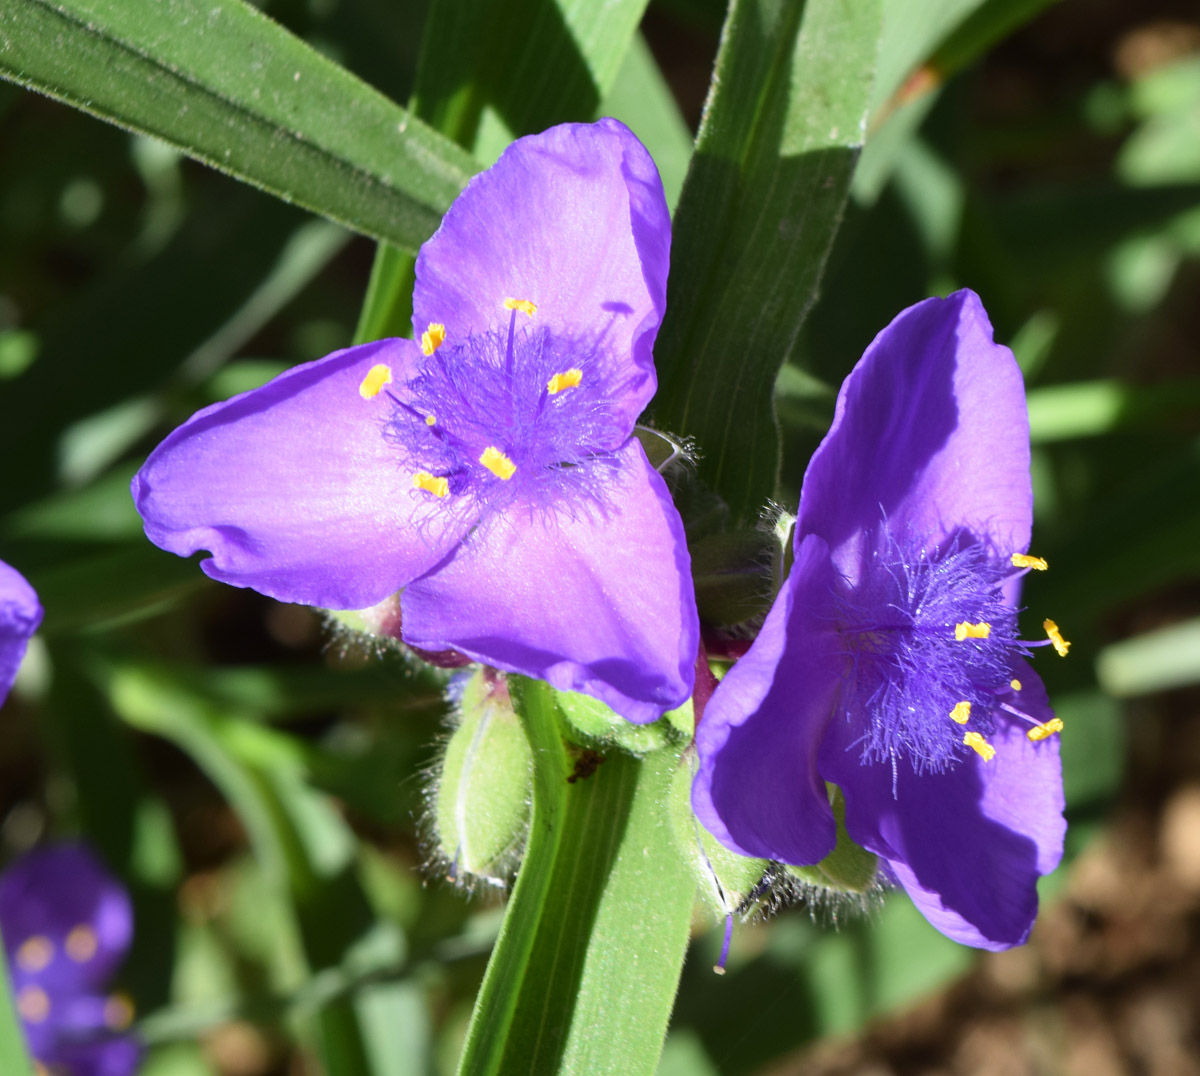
0;0;478;251
652;0;881;525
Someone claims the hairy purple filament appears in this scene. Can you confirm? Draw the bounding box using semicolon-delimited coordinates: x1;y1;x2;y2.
835;523;1032;772
384;315;629;513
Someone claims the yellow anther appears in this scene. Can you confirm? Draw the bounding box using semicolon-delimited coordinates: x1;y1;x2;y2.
66;924;98;963
504;297;537;317
425;414;437;426
16;935;54;973
546;368;583;395
1012;552;1048;571
480;446;517;480
963;731;996;762
1044;619;1071;657
1027;718;1064;742
949;701;972;725
17;986;50;1024
421;323;446;356
955;621;992;641
358;363;393;399
104;994;135;1031
1010;678;1023;691
412;472;449;498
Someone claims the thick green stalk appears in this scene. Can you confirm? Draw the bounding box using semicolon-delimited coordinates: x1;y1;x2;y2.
456;679;695;1076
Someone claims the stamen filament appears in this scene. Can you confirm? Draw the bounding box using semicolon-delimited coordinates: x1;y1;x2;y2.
713;914;733;975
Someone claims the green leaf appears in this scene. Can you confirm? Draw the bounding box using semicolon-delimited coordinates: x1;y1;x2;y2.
1027;378;1200;442
652;0;881;524
456;678;695;1076
0;940;35;1076
599;32;694;212
0;0;478;252
1097;618;1200;697
353;0;653;348
105;664;405;1076
410;0;650;156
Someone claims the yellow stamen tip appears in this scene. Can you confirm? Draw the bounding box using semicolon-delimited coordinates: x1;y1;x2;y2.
546;368;583;395
16;935;54;973
1026;718;1064;742
66;925;98;963
480;446;517;480
1010;678;1022;691
421;323;446;356
504;297;537;317
425;414;437;426
1043;618;1071;657
104;994;135;1031
358;363;393;399
954;621;992;641
412;472;449;498
949;701;972;725
963;731;996;762
1012;552;1048;571
17;986;50;1024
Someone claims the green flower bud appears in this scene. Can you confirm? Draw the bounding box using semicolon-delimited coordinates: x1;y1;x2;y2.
432;669;532;888
555;689;692;754
783;786;878;894
668;751;770;919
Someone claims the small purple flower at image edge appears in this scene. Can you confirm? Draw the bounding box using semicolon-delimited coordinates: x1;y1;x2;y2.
0;844;140;1076
132;119;698;725
0;560;42;708
693;289;1069;950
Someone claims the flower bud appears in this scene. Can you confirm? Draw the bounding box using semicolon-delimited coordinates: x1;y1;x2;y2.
554;689;691;754
327;596;471;668
783;786;877;894
431;669;532;888
668;751;770;918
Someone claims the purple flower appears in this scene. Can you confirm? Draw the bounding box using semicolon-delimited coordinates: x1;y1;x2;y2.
132;120;698;723
692;291;1067;949
1;559;41;706
1;844;140;1076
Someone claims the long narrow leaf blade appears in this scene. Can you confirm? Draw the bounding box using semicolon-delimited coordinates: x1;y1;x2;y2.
652;0;881;524
0;0;479;252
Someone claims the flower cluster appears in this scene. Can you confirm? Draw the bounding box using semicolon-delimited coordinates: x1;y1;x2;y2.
693;291;1067;949
133;120;697;723
1;559;41;707
1;845;139;1076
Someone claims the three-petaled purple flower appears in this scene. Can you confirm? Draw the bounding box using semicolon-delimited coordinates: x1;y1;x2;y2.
133;120;698;722
1;559;41;707
693;291;1067;949
1;844;139;1076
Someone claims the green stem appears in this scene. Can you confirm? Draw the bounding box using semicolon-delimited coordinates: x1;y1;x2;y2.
456;678;696;1076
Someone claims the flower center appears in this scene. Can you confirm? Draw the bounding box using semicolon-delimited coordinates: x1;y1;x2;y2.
381;306;627;512
837;522;1067;772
